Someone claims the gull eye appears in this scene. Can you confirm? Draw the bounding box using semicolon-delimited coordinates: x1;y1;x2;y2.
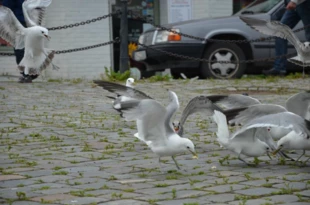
187;146;190;149
41;31;44;34
280;145;283;147
266;147;269;150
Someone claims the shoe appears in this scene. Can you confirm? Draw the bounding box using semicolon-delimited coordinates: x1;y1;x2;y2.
263;68;286;76
31;75;39;80
18;76;32;83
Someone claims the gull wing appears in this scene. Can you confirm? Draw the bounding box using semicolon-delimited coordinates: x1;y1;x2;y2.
0;6;25;49
208;94;261;109
286;91;310;120
240;16;304;54
231;112;310;139
179;95;222;127
93;80;153;100
117;99;169;143
223;104;287;125
22;0;52;27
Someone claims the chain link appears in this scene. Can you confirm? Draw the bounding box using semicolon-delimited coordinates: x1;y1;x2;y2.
55;38;120;54
137;42;297;63
0;52;15;56
47;10;121;31
130;13;310;43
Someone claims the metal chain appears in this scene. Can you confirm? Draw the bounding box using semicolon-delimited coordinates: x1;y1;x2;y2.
47;10;121;31
0;52;15;56
130;13;310;43
137;42;297;63
55;38;120;54
0;39;119;56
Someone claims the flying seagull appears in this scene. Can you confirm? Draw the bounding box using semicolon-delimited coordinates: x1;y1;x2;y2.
0;0;59;81
240;16;310;76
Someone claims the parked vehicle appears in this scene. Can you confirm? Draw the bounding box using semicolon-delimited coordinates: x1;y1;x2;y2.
132;0;306;79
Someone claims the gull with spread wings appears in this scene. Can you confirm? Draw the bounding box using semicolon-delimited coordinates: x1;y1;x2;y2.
0;0;59;83
93;80;198;170
240;16;310;76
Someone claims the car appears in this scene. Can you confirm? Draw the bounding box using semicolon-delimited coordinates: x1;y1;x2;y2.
132;0;306;79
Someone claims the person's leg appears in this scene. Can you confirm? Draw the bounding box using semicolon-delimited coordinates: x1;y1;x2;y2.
297;0;310;42
274;10;300;72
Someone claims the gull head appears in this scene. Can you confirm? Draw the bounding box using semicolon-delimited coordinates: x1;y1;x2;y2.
303;42;310;51
35;27;50;41
273;137;290;155
126;78;135;88
180;138;197;158
172;121;180;132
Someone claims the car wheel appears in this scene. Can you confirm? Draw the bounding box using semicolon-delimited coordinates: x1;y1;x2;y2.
200;43;246;79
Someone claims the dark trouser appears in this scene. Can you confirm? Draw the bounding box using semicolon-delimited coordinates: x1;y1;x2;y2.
14;48;24;65
274;0;310;71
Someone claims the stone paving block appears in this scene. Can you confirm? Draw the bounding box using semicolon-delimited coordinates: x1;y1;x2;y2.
99;199;150;205
58;196;109;205
234;187;279;196
203;193;236;203
265;194;299;203
0;175;26;181
273;182;307;190
205;184;245;193
12;201;59;205
229;199;272;205
298;190;310;197
156;198;202;205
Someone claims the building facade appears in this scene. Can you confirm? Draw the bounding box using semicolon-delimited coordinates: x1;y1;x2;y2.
0;0;251;79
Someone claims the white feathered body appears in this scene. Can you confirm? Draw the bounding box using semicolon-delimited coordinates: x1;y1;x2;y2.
18;26;55;75
213;110;269;157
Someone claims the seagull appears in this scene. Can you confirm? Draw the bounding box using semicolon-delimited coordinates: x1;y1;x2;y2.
113;91;198;170
286;90;310;121
126;78;135;88
240;16;310;77
273;130;310;163
0;0;58;81
233;111;310;162
212;110;271;165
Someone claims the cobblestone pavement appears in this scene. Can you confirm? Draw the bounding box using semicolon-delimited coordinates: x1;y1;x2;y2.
0;77;310;205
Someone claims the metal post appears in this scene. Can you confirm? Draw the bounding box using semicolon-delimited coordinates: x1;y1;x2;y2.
119;0;129;73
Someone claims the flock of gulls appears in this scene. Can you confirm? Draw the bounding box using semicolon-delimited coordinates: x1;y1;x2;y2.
0;0;309;80
94;78;310;170
1;1;310;170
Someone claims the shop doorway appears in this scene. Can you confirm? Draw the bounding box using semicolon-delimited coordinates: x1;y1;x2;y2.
111;0;159;72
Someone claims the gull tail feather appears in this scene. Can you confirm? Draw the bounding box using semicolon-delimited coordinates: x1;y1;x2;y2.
288;57;310;67
212;110;230;147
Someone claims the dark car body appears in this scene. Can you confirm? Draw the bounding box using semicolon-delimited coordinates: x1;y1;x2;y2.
132;0;306;79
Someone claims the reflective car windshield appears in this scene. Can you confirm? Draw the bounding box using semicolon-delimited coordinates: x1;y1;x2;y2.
235;0;282;15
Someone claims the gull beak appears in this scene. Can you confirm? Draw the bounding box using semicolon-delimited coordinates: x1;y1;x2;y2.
267;151;272;160
44;34;51;41
190;150;198;159
272;147;282;156
174;127;179;132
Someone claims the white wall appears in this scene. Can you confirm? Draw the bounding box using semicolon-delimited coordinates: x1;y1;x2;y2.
0;0;112;79
159;0;232;25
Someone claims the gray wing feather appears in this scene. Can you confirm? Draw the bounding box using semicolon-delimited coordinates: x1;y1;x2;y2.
240;16;303;54
228;104;287;125
22;0;52;27
286;91;310;120
0;6;25;48
179;96;221;127
119;99;168;142
232;112;310;139
214;94;261;109
93;80;153;100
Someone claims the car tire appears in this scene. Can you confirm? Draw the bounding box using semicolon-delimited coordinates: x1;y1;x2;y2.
200;43;247;79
